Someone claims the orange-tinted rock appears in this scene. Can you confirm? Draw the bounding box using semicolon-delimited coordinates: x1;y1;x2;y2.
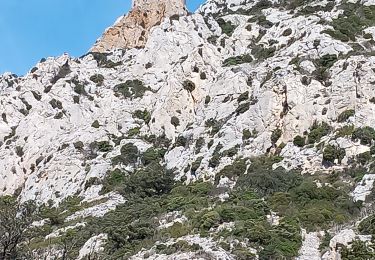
91;0;187;52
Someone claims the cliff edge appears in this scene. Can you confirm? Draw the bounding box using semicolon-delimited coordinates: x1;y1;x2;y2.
91;0;187;52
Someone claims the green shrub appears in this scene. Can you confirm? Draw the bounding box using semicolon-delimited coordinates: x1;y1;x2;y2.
242;129;258;140
232;219;271;243
217;18;236;36
40;206;64;226
97;141;113;152
249;0;273;12
232;245;257;260
221;146;239;157
90;74;104;85
73;84;86;95
318;54;338;69
208;154;221;168
259;218;302;259
88;52;122;68
112;143;139;166
359;214;375;234
123;162;175;198
323;144;346;164
236;156;301;197
195;137;205;153
313;54;337;83
200;72;207;80
73;96;80;104
171;116;180;127
235;102;250;115
293;135;305;147
352;126;375;145
73;141;84;150
160;222;190;239
127;127;140;137
133;110;151;124
182;80;196;92
271;129;282;144
337;109;355;122
15;146;24;157
223;54;253;66
54;112;63;119
101;169;126;193
249;15;273;28
356;151;372;165
324;4;375;43
282;28;292;36
307;121;331;144
90;140;113;153
191;157;203;172
319;232;332;252
298;1;334;14
207;35;218;45
49;98;63;109
157;240;201;255
91;120;100;128
175;135;187;147
115;80;150;99
251;45;276;60
205;95;211;104
208;143;223;168
197;210;221;230
343;167;367;183
31;144;365;260
371;145;375;155
242;129;252;140
51;62;71;84
340;240;375;260
335;125;355;138
141;148;166;166
215;158;247;183
237;91;249;102
205;118;222;136
290;182;359;229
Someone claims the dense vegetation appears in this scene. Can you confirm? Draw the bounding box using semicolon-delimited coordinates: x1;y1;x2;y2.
4;151;364;259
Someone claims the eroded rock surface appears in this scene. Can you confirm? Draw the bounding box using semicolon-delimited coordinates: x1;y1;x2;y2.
91;0;187;52
3;0;375;259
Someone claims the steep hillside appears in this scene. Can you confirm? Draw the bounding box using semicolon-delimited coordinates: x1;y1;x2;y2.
1;0;375;259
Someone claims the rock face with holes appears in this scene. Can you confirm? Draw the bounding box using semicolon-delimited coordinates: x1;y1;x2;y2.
91;0;187;52
3;0;375;258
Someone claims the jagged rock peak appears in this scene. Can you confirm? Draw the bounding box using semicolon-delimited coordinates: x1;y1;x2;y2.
91;0;187;52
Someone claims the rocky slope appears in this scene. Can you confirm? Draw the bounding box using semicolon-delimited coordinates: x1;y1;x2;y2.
2;0;375;259
91;0;187;52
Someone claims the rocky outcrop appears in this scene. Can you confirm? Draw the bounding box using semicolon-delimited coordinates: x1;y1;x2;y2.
91;0;187;52
1;0;375;206
3;0;375;258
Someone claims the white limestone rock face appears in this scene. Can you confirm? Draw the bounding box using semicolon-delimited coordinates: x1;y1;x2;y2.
0;0;374;206
297;230;323;260
130;235;236;260
45;222;86;239
322;229;372;260
65;192;126;221
3;0;375;258
352;174;375;202
78;234;108;260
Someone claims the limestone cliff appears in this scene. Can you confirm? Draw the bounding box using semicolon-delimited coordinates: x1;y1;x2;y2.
91;0;187;52
2;0;375;259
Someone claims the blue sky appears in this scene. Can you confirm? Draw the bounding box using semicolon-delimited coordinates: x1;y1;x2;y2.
0;0;204;75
